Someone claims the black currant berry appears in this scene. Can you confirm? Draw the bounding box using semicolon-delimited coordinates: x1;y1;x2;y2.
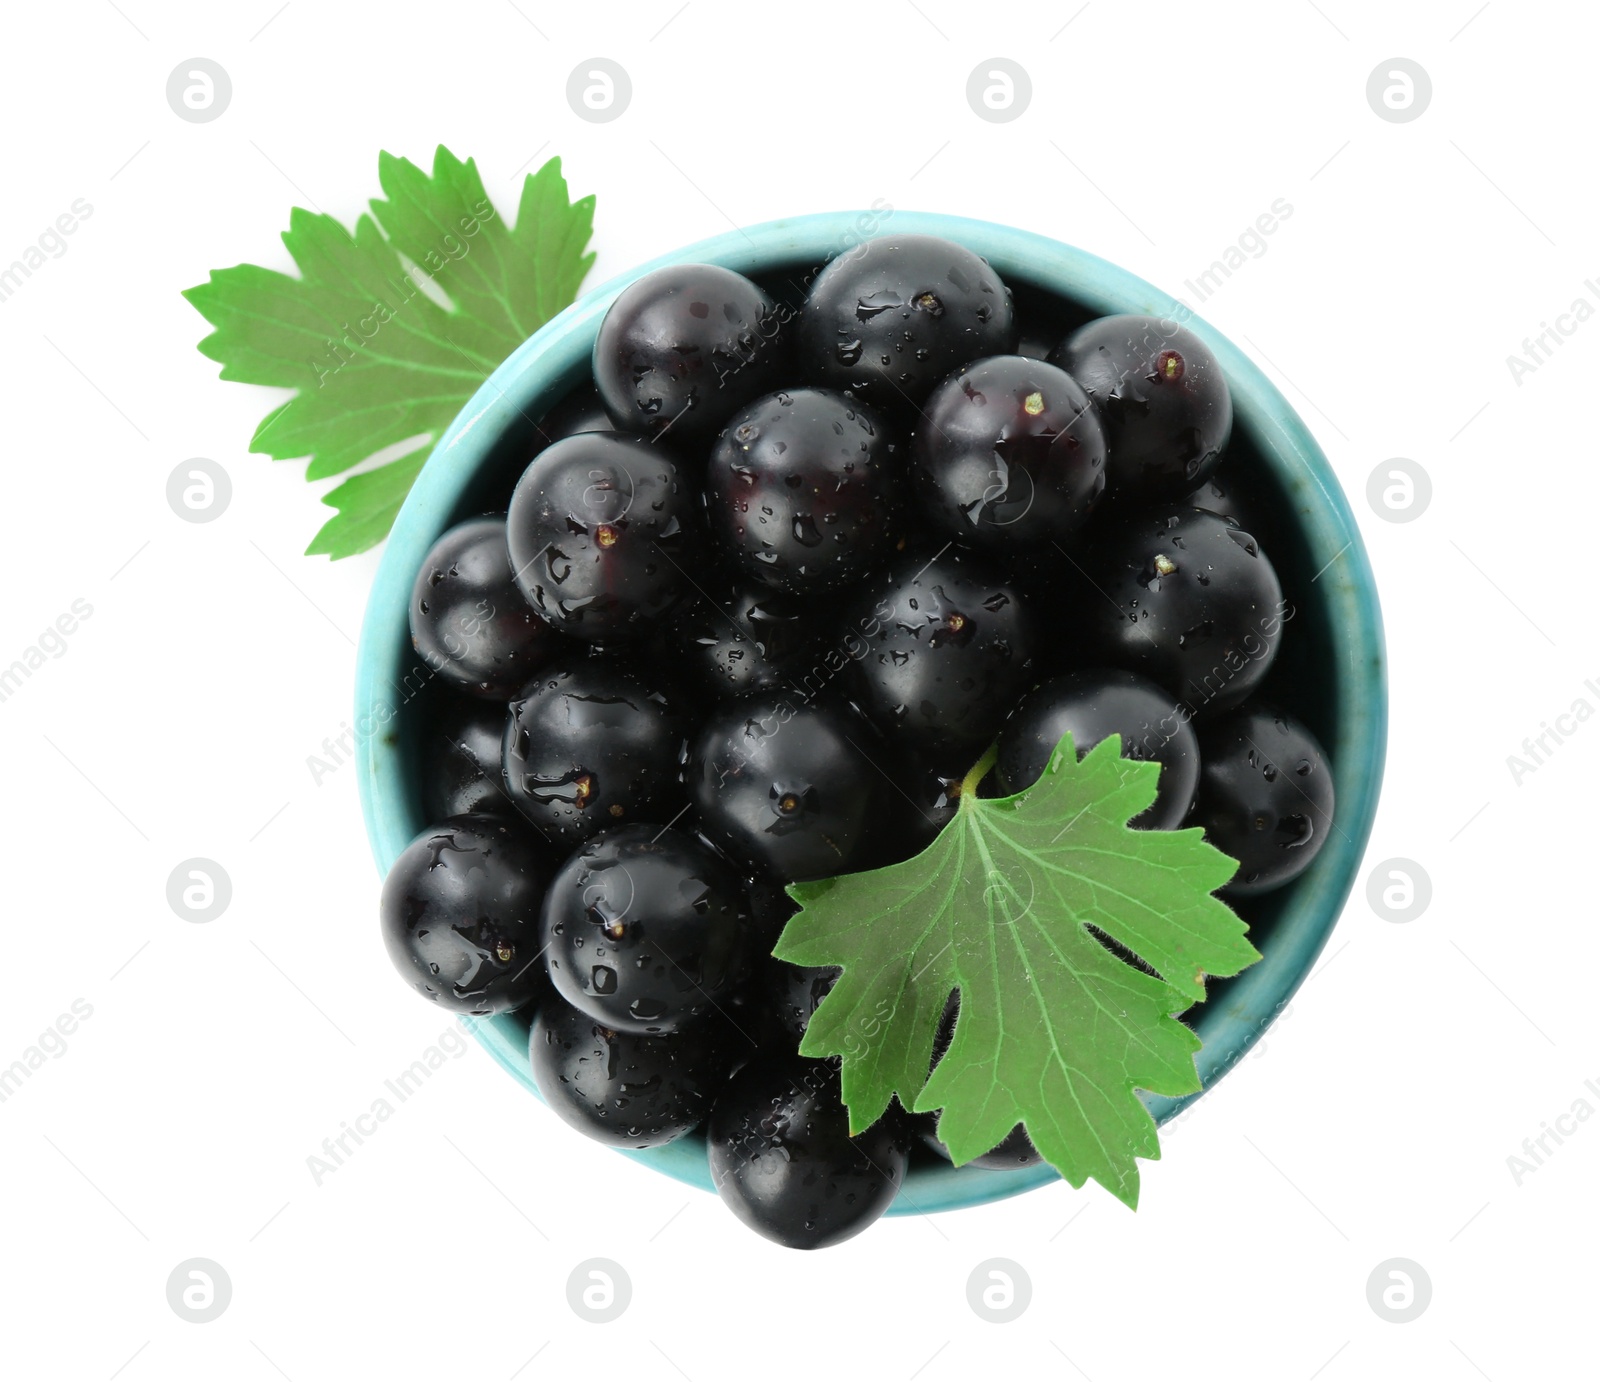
686;693;880;883
422;692;511;820
1191;703;1336;896
707;1055;909;1250
844;551;1037;769
379;815;552;1014
706;388;903;596
666;582;821;699
911;355;1107;549
1054;315;1233;503
410;518;559;698
994;669;1200;830
506;432;697;641
542;825;748;1034
593;263;788;444
529;999;742;1149
1080;507;1286;717
797;235;1016;413
502;658;687;846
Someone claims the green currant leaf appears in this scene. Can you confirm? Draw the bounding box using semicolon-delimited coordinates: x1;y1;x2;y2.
303;450;429;560
182;147;595;558
774;734;1259;1209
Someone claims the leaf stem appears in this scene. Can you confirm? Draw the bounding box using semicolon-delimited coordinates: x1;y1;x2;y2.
958;742;999;805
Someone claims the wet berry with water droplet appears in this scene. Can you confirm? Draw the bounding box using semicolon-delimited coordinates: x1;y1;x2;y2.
1053;315;1232;504
502;658;687;846
593;263;789;444
506;432;697;641
994;668;1200;830
705;388;903;596
911;355;1107;550
1079;506;1284;716
844;550;1037;771
410;518;562;698
797;235;1016;413
379;815;553;1014
686;693;881;882
707;1054;909;1249
529;998;745;1148
541;824;749;1034
1190;702;1335;896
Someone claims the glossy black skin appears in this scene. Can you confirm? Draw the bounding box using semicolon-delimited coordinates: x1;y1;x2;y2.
506;432;697;642
1191;703;1336;897
379;815;552;1015
845;551;1037;770
1054;316;1233;504
994;669;1200;830
911;356;1107;550
797;235;1016;414
667;582;821;699
502;658;687;847
410;518;559;698
1080;507;1285;717
706;388;903;596
422;693;511;820
593;263;788;445
707;1055;909;1250
542;825;748;1034
529;999;742;1148
686;693;879;883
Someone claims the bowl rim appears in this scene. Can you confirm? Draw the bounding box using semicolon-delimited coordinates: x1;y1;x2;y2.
356;210;1388;1217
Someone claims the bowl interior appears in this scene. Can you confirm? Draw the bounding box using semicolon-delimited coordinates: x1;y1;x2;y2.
356;212;1387;1216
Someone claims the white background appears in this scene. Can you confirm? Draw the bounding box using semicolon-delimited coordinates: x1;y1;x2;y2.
1;1;1593;1377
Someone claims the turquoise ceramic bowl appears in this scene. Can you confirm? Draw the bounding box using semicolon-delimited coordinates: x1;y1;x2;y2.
356;212;1386;1217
